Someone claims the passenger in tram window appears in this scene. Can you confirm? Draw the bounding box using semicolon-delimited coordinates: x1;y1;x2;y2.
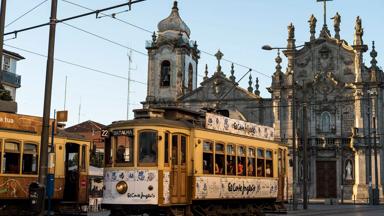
116;145;125;163
226;158;235;175
237;159;244;175
248;159;254;176
266;163;272;177
203;159;212;174
215;158;223;174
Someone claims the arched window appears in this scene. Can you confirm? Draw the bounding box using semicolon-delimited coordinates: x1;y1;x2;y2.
160;60;171;87
188;63;193;91
321;112;331;132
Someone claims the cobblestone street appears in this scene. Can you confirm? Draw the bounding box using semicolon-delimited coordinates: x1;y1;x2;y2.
267;204;384;216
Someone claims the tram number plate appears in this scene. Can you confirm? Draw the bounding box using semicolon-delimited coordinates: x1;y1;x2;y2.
112;129;134;136
101;129;110;137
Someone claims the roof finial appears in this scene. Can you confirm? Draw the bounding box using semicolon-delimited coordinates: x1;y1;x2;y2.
308;14;317;41
275;49;282;74
229;63;236;82
247;73;253;93
215;49;224;73
172;1;178;10
254;77;260;96
331;12;341;39
370;41;378;68
152;31;157;45
204;64;209;81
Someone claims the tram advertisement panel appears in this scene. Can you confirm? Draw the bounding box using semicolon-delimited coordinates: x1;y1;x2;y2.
103;169;158;204
194;176;278;199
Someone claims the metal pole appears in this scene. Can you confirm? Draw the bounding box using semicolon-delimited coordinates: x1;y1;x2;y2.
340;111;344;204
367;92;372;205
292;72;297;210
373;115;379;205
0;0;7;87
38;0;58;215
303;85;308;210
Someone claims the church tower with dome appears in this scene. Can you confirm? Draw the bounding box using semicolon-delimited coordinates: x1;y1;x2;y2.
144;1;200;107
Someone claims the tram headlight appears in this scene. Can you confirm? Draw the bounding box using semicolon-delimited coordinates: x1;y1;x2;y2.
116;181;128;194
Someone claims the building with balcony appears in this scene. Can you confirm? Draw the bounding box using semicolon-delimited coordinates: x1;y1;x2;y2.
0;49;24;113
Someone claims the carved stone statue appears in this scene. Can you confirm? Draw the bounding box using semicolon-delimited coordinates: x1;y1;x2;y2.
288;23;295;39
331;13;341;29
355;16;362;33
309;14;317;33
345;160;353;180
331;12;341;39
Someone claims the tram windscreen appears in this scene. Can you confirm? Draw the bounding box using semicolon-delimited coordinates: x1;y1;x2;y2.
138;131;158;164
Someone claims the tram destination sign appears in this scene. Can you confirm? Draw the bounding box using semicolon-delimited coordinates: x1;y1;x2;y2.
205;113;274;140
112;129;134;136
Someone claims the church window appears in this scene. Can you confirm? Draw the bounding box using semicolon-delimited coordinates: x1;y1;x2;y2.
160;60;171;87
321;112;331;132
188;63;193;92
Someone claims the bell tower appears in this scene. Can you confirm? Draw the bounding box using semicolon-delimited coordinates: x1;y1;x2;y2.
145;1;200;107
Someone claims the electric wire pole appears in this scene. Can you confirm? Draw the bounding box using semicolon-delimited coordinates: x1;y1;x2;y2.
0;0;7;87
38;0;58;215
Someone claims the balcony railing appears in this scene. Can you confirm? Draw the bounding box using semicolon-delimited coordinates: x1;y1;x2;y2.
0;70;21;88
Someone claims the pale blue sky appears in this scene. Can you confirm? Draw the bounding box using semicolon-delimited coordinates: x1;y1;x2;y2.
5;0;384;126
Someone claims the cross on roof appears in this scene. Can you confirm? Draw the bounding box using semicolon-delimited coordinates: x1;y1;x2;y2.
317;0;333;27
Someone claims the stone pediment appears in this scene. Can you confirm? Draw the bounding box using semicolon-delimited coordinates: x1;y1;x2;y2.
179;73;260;103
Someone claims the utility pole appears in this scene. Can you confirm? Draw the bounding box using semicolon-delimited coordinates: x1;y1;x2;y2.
0;0;7;87
373;115;379;204
302;82;308;209
292;65;298;211
340;109;344;204
38;0;58;215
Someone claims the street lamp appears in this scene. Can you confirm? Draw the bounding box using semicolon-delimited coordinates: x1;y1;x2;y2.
262;43;305;210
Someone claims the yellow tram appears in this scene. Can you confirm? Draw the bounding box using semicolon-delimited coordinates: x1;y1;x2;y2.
0;112;90;214
102;108;288;215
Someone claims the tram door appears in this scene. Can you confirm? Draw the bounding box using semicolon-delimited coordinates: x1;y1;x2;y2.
63;143;80;201
171;134;187;203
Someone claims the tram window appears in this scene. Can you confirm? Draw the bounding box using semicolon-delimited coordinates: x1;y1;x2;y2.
22;143;38;174
104;137;112;166
248;148;256;176
115;135;134;164
172;135;178;165
203;141;213;174
266;150;273;177
138;131;158;164
164;132;169;166
81;145;86;171
226;144;235;175
278;149;282;175
181;135;186;165
237;146;246;176
214;143;224;175
4;141;20;174
257;148;265;177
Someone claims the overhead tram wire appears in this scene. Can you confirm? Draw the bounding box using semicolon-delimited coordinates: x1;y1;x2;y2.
5;0;48;28
61;22;147;56
4;44;147;85
60;0;271;79
61;22;208;79
61;0;152;34
3;0;147;37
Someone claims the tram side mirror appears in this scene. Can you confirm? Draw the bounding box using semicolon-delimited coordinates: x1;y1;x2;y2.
29;182;45;213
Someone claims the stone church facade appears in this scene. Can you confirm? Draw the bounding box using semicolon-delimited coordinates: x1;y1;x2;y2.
142;1;383;200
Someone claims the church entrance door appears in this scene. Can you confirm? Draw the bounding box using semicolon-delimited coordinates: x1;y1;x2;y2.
316;161;337;198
